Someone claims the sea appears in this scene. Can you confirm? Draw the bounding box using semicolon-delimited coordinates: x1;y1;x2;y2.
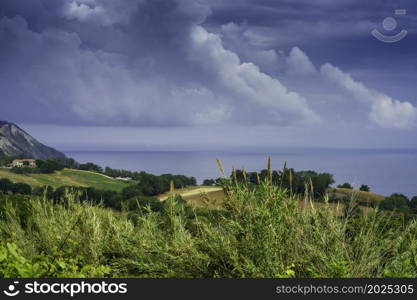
65;148;417;198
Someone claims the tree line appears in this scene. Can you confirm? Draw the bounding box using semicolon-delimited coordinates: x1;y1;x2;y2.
2;155;197;191
13;157;198;189
0;178;161;212
380;194;417;214
337;182;370;192
203;168;417;215
0;168;196;212
204;167;335;198
0;178;32;195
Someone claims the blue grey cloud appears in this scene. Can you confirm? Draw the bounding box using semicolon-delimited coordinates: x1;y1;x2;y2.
1;0;417;148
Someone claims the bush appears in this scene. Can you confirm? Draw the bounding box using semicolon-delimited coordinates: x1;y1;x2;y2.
337;183;353;189
231;168;334;198
11;183;32;195
37;160;65;174
0;242;110;277
78;163;103;173
203;179;215;186
32;185;54;199
121;185;143;199
380;194;410;213
359;185;370;192
410;196;417;213
0;178;13;194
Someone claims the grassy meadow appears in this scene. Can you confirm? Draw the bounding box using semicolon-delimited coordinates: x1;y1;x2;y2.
0;168;129;192
161;185;384;216
328;188;385;205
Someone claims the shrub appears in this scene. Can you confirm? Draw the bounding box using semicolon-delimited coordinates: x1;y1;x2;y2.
0;178;13;194
380;194;410;213
410;196;417;213
359;185;370;192
337;183;353;189
11;183;32;195
203;179;215;186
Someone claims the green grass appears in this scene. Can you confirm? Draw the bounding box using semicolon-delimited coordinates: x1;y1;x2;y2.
329;188;385;205
0;168;129;192
167;186;384;215
1;177;416;278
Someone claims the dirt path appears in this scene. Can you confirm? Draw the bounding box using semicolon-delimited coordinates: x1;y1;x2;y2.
159;186;222;201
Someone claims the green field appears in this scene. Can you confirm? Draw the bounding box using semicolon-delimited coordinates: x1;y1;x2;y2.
0;168;130;192
165;186;386;213
328;187;385;204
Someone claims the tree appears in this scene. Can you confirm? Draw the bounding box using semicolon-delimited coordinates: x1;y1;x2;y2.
121;185;143;199
337;183;353;189
214;178;227;186
311;173;335;197
247;172;259;185
78;162;103;173
53;186;70;201
0;178;13;193
203;179;215;186
278;170;334;198
380;194;410;213
37;160;65;174
359;185;370;192
11;183;32;195
136;174;166;196
0;155;17;167
409;196;417;213
33;185;54;199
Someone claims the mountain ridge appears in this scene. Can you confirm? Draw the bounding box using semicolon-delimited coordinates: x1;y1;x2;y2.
0;120;66;160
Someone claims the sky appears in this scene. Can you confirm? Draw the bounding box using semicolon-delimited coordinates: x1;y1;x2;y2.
1;0;417;150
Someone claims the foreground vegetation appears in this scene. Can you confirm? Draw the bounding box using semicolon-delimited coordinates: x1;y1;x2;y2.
1;170;416;278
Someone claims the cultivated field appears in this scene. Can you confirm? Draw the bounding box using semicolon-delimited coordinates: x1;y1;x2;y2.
159;185;383;214
0;168;130;192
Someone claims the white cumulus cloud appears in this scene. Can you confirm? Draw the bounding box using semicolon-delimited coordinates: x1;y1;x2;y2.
321;63;417;129
189;26;320;125
65;1;106;23
285;47;317;76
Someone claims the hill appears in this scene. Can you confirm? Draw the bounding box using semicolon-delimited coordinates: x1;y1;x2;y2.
162;186;386;212
0;168;129;192
0;121;65;160
159;186;224;209
328;188;385;205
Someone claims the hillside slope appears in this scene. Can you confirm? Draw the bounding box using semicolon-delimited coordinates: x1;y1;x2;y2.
165;186;385;212
328;188;385;205
0;121;65;160
0;168;129;192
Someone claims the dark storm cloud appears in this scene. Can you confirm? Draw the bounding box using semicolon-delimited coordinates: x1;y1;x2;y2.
208;0;417;130
0;0;214;125
0;0;416;135
208;0;414;29
208;0;417;67
0;0;321;127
